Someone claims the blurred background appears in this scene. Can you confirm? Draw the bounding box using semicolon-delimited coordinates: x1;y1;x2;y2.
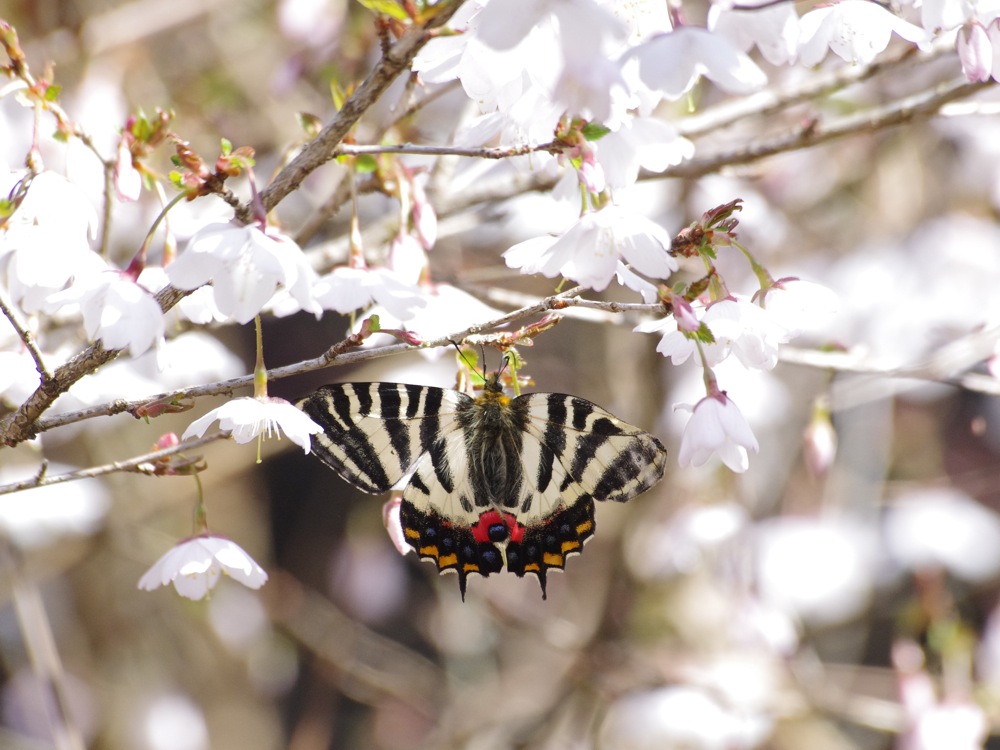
3;0;1000;748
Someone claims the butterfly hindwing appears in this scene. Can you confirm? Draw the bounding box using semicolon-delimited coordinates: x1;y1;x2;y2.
400;429;507;597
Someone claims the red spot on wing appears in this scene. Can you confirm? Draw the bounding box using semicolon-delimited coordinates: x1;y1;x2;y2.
471;509;526;544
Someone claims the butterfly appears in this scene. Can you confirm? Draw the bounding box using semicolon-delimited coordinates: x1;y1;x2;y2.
297;372;667;599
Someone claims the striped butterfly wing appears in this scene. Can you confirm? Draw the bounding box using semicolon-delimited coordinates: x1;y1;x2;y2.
299;383;471;493
504;393;667;595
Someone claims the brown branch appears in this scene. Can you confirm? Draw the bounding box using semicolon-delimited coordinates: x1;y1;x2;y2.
292;80;464;247
666;76;994;179
674;42;933;138
24;288;603;437
245;1;466;222
332;141;557;159
0;284;190;448
0;431;228;496
435;75;993;217
25;282;1000;441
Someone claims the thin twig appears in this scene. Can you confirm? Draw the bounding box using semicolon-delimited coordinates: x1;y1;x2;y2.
780;329;1000;408
332;141;557;159
674;42;946;139
0;432;228;496
431;73;992;218
0;288;50;382
293;79;464;247
392;79;463;124
665;75;994;180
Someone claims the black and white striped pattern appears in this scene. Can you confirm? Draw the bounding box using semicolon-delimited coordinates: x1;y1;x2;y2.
298;376;667;599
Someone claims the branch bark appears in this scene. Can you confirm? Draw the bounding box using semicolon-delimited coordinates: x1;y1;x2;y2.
0;284;189;447
244;1;466;222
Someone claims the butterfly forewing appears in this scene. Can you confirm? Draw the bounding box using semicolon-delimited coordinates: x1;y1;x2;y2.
299;378;668;599
519;393;667;503
299;383;470;493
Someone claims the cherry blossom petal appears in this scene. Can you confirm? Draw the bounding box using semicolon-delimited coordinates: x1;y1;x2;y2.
959;22;992;81
709;3;799;66
799;1;929;67
677;392;759;472
167;223;318;325
138;535;268;600
182;396;322;452
631;26;767;100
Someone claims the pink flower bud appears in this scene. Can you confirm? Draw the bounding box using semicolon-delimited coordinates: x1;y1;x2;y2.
958;21;992;83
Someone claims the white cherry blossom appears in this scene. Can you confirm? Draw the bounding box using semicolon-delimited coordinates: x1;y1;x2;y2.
615;262;660;302
958;21;992;80
504;204;677;292
114;137;142;202
166;222;319;325
0;348;41;405
45;266;165;358
799;1;929;67
629;26;767;101
599;686;772;750
182;396;322;453
414;0;636;141
759;278;839;338
884;488;1000;582
676;391;759;472
756;517;876;625
4;170;98;240
921;0;978;32
595;116;694;191
313;265;426;320
138;534;268;600
702;297;787;371
709;2;800;66
382;496;410;557
634;315;698;364
1;170;100;312
609;0;673;43
355;283;502;349
985;19;1000;82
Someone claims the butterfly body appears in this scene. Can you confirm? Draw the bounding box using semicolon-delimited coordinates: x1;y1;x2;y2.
299;375;666;598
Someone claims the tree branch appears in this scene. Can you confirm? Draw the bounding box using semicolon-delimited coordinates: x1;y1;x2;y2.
25;287;630;437
430;74;993;218
666;75;994;179
0;431;228;496
0;284;190;448
332;141;557;159
674;42;944;138
245;1;466;222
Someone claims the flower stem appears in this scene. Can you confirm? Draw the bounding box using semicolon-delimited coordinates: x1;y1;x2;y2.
192;472;208;533
694;340;719;395
733;240;774;295
132;191;187;278
253;314;267;399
